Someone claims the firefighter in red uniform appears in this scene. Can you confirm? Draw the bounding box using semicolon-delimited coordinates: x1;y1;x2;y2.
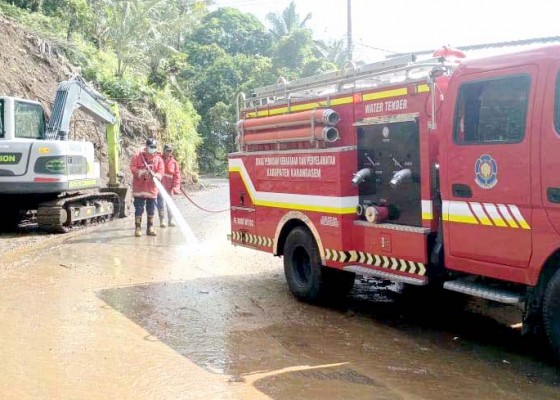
157;143;181;228
130;138;164;237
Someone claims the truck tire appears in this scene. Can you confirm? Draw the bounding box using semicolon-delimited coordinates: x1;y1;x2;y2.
284;227;324;302
543;268;560;360
283;227;356;303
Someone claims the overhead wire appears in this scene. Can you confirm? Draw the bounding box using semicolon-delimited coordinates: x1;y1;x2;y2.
354;40;398;54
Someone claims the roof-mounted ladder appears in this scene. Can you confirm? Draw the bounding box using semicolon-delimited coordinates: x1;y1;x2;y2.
242;54;451;111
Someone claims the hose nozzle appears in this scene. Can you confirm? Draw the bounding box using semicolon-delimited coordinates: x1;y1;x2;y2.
390;168;412;189
352;168;372;186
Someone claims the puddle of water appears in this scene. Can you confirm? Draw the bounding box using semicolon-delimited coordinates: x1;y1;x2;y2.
97;276;560;400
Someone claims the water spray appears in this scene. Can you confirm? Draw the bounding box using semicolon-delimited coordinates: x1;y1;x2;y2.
142;156;199;247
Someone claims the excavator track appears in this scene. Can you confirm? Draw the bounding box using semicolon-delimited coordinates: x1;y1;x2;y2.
37;191;122;234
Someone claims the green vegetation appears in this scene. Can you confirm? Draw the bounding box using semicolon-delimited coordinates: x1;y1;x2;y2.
0;0;345;175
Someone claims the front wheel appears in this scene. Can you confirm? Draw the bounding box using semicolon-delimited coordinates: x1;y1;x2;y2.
543;268;560;360
283;227;355;303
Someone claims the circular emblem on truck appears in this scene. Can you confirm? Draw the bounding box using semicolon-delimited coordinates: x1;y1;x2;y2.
475;154;498;189
382;126;390;139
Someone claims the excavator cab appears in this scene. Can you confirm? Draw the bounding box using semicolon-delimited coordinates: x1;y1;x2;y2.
0;98;46;139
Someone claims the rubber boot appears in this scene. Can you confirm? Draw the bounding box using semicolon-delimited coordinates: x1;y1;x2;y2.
159;211;167;228
147;216;157;236
168;216;176;227
134;216;142;237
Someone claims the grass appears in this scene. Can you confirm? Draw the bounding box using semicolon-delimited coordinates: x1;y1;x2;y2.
0;2;66;40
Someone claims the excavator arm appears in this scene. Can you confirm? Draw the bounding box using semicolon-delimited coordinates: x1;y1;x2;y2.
46;76;122;187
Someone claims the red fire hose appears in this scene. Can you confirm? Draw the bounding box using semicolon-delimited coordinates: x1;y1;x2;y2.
179;187;229;213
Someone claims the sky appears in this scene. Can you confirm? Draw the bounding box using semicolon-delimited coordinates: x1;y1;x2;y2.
212;0;560;61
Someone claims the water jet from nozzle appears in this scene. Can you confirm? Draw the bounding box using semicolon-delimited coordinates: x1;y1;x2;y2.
153;177;199;248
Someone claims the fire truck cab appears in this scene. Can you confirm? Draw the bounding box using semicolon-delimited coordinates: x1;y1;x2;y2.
229;45;560;360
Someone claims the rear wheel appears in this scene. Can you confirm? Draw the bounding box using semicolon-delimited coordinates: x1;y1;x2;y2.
283;227;355;303
543;268;560;360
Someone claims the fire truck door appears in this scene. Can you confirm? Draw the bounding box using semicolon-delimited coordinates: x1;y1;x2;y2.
542;66;560;235
446;68;535;268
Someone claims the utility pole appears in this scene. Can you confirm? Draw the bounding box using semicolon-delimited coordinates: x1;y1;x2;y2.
347;0;353;62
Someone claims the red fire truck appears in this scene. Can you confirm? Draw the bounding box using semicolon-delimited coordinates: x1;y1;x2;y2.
228;45;560;359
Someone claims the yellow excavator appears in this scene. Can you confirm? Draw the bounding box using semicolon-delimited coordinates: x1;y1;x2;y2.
0;76;127;232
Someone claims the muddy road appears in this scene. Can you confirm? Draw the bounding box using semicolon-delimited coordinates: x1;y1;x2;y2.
0;179;559;399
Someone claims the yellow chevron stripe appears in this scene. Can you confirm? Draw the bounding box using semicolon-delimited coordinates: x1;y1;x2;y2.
231;231;274;247
442;200;531;229
498;204;519;228
470;202;493;226
325;248;426;276
447;214;479;224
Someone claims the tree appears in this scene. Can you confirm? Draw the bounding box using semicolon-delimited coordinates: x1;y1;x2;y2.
59;0;91;41
317;38;349;69
265;2;329;78
190;7;270;56
105;0;165;77
271;28;332;78
86;0;112;49
144;0;214;86
173;0;210;49
265;0;311;38
187;53;274;172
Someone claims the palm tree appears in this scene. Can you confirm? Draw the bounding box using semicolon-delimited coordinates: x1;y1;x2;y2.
106;0;164;77
266;1;311;38
315;38;348;68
